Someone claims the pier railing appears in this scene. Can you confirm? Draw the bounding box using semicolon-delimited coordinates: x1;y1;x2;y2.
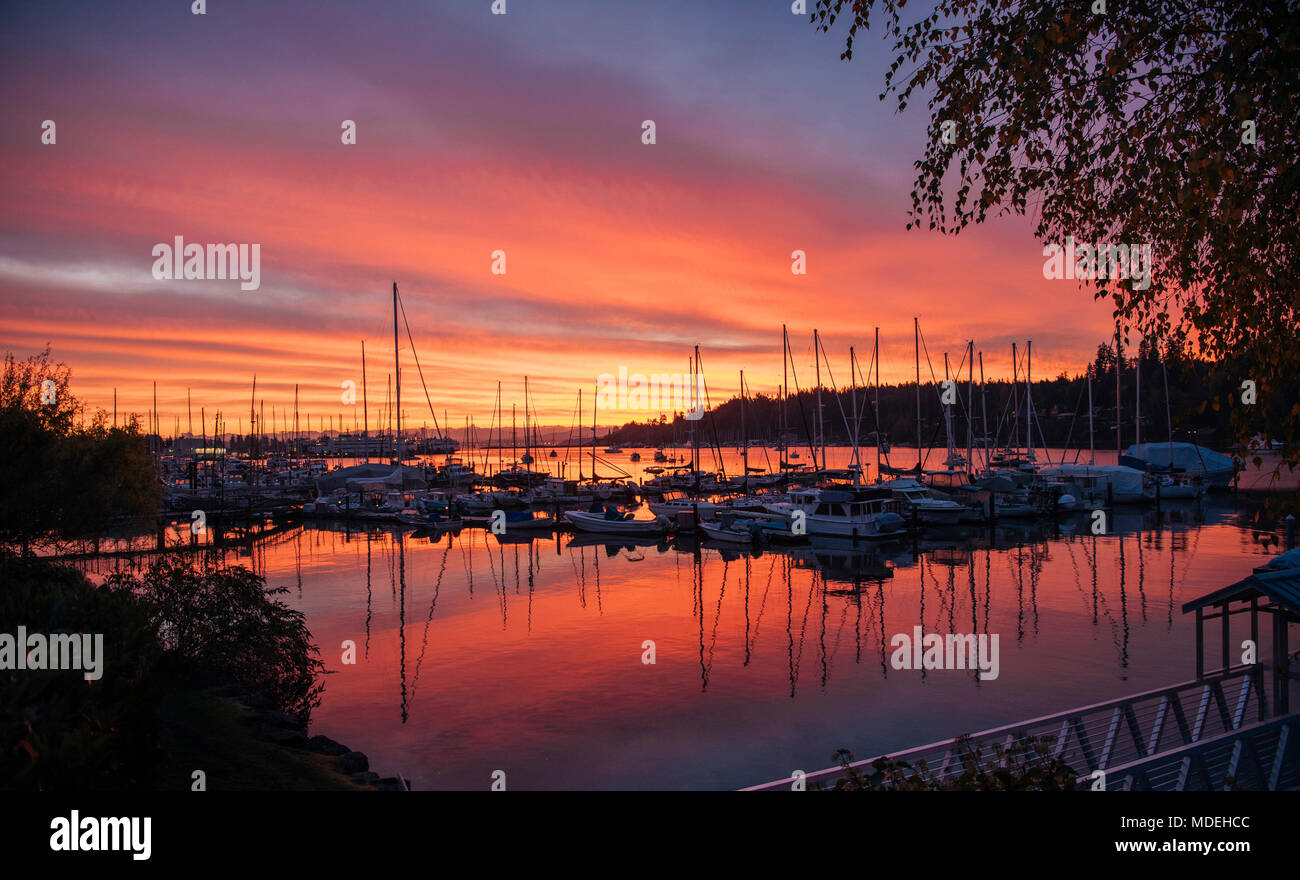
1096;713;1298;790
743;663;1284;791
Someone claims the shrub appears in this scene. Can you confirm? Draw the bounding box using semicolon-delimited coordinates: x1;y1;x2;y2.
103;559;324;722
831;734;1079;791
0;552;161;790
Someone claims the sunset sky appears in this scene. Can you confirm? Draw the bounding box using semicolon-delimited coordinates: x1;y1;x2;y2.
0;0;1121;434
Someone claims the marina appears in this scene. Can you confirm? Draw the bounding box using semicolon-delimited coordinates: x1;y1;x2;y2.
4;1;1297;849
29;303;1300;792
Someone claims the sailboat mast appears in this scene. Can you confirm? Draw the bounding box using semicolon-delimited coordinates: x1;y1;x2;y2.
524;376;531;474
249;375;256;473
1026;340;1033;462
693;346;701;479
1010;342;1018;457
740;369;747;491
782;324;789;461
979;351;987;473
1115;326;1122;454
1135;347;1141;447
1088;367;1096;465
914;317;921;469
967;340;974;477
943;352;954;466
393;282;402;465
814;329;824;471
1163;347;1173;464
361;340;368;463
874;327;882;481
849;347;860;488
687;355;694;472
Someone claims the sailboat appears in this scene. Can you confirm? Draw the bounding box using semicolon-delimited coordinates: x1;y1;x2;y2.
1119;344;1229;491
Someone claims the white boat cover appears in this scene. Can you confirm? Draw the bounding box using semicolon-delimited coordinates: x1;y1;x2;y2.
1039;464;1146;497
314;463;427;493
1123;442;1235;479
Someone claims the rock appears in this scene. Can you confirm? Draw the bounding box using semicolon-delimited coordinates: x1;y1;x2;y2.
261;726;306;747
304;735;350;756
256;710;305;730
337;751;369;774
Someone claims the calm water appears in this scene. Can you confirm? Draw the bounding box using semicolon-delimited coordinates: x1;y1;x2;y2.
80;447;1292;789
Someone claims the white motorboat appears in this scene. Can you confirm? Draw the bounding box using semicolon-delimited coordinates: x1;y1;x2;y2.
563;509;669;536
647;490;717;518
881;478;967;525
760;486;906;539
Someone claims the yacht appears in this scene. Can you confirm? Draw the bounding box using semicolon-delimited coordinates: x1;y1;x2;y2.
647;489;718;518
881;478;967;525
759;486;905;539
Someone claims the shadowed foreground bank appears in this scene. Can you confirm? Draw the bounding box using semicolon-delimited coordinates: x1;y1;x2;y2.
0;552;398;790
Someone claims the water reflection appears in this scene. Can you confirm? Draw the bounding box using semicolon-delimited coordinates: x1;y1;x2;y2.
69;495;1289;789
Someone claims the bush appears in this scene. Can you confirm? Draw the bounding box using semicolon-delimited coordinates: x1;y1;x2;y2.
103;559;324;723
831;734;1079;791
0;552;161;790
2;554;325;790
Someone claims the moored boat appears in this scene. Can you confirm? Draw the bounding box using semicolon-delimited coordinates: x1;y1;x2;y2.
563;509;670;536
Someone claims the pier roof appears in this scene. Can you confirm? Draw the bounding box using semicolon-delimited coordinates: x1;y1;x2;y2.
1182;553;1300;617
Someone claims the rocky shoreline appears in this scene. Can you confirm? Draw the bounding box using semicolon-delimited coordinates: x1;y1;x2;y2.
249;708;410;791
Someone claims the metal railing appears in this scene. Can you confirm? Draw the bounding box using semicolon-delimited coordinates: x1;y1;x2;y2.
1097;714;1298;790
744;663;1280;791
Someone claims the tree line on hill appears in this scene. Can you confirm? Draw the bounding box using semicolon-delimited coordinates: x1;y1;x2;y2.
605;338;1292;459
